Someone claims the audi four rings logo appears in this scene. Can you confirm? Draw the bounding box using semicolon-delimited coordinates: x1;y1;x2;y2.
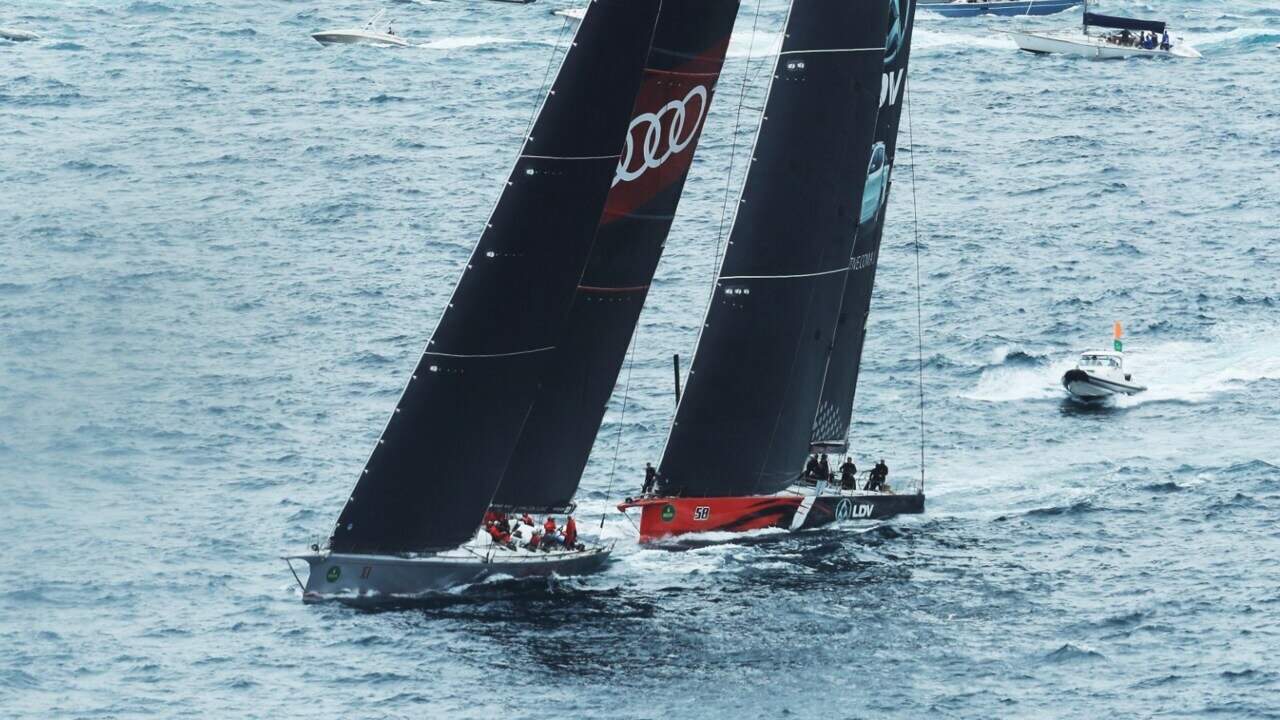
612;85;709;187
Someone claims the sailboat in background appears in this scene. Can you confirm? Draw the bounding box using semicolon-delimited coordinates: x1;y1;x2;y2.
620;0;926;542
1007;0;1202;58
287;0;664;601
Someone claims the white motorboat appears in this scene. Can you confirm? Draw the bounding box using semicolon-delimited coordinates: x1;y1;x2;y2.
550;7;586;22
312;10;412;47
1062;323;1147;398
1007;1;1201;59
0;27;40;42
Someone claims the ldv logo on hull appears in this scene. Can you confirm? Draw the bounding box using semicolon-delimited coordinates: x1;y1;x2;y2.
613;85;709;187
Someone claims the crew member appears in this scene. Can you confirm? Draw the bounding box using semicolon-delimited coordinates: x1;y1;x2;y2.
867;459;889;491
486;522;511;546
543;516;557;543
818;454;830;481
643;462;659;495
805;454;820;480
564;516;578;550
840;457;857;490
528;530;542;551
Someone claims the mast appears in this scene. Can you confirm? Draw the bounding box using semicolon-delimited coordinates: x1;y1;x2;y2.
328;0;662;555
809;0;918;457
658;0;890;498
490;0;743;515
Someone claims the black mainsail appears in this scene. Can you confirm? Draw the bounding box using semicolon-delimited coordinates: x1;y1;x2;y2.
329;0;661;554
810;0;917;454
491;0;743;514
657;0;890;498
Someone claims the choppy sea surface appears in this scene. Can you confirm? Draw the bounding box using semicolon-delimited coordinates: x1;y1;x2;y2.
3;0;1279;716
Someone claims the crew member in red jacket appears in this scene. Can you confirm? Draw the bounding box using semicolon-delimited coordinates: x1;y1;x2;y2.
563;516;578;550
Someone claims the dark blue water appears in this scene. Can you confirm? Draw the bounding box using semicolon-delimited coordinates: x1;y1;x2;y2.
3;1;1278;716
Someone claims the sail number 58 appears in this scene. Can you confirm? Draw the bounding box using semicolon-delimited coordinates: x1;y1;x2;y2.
694;506;710;521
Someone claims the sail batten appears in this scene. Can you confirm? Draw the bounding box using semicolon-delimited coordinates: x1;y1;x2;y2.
490;0;743;512
328;0;663;555
658;0;892;498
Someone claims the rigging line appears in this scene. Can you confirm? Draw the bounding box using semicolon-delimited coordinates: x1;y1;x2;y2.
600;324;640;529
711;0;767;283
905;71;926;495
524;9;576;139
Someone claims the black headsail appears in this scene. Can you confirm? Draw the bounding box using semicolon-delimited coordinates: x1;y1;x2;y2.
329;0;661;555
491;0;743;514
658;0;889;497
810;0;916;455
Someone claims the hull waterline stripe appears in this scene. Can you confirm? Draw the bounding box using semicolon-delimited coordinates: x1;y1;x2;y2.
720;267;848;281
424;346;555;359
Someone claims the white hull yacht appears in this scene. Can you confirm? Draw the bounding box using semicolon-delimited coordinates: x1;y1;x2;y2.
1008;1;1200;59
312;10;412;47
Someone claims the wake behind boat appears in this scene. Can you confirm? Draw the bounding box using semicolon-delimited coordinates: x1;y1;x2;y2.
1008;2;1201;58
312;10;413;47
918;0;1081;18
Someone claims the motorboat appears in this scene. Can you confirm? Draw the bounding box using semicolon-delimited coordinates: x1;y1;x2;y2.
550;7;586;22
0;27;40;41
1007;2;1201;58
918;0;1081;18
1061;323;1147;399
312;10;412;47
1062;350;1146;398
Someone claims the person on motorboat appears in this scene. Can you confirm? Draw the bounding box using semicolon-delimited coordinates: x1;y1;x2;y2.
840;457;858;490
1161;30;1171;50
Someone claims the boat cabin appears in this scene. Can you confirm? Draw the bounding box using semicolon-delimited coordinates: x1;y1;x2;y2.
1077;350;1123;369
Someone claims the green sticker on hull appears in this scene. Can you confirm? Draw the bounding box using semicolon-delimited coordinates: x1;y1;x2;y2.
661;504;676;522
326;565;341;582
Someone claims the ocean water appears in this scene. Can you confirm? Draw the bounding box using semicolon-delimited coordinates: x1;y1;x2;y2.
2;0;1279;716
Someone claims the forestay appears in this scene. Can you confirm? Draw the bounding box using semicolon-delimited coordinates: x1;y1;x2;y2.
658;0;890;497
328;0;662;554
